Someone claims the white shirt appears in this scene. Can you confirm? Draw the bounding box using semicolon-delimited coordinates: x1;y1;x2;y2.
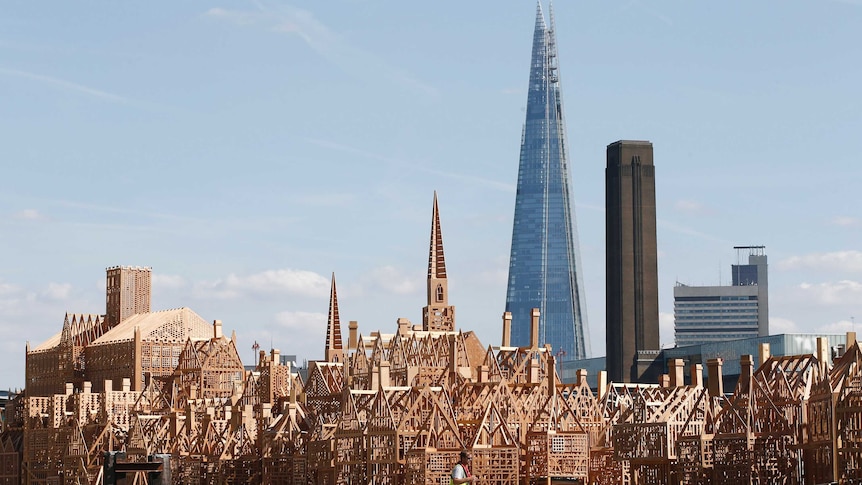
452;463;467;480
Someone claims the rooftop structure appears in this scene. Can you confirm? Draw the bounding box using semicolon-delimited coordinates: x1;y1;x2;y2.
105;266;151;328
25;263;217;398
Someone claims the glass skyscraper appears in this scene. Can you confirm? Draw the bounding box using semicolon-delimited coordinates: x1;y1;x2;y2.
505;2;589;360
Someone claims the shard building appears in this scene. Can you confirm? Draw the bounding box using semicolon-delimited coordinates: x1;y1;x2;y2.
505;2;590;360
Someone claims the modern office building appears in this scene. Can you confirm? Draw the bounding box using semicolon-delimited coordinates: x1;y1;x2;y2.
605;140;661;383
505;2;589;361
674;246;769;346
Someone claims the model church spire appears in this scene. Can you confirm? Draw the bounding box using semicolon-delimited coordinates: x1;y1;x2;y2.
423;192;455;331
324;272;344;362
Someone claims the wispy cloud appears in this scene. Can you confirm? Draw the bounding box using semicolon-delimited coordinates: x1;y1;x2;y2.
306;137;515;192
205;4;437;97
194;268;330;299
365;266;421;295
778;251;862;272
816;319;858;334
0;67;132;104
831;216;861;227
12;209;46;221
42;283;72;301
769;316;798;334
657;219;730;244
275;310;326;331
153;274;187;290
634;1;674;26
0;67;174;112
27;197;209;226
797;280;862;305
273;310;327;358
0;281;20;298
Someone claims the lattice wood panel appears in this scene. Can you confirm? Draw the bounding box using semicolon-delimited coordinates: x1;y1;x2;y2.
711;434;752;483
675;435;712;485
404;449;460;485
472;447;518;485
526;432;588;481
588;448;624;485
631;462;673;485
85;341;136;393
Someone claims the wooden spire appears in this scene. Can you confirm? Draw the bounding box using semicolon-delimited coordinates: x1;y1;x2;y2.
423;192;455;331
324;272;344;363
428;191;448;282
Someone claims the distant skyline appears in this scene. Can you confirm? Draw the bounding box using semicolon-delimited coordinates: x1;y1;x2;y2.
2;1;861;387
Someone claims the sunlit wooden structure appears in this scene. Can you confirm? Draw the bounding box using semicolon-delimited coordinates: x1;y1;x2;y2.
10;196;862;485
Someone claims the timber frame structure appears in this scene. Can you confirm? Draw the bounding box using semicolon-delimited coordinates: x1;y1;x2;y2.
5;196;862;484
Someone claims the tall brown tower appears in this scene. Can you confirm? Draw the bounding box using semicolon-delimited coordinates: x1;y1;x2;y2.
605;141;660;383
105;266;151;328
324;273;345;363
423;192;455;331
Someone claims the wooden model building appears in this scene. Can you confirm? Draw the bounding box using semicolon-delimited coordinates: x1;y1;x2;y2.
4;195;862;484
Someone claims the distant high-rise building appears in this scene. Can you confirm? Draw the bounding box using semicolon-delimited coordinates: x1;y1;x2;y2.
606;140;660;383
505;2;589;361
674;246;769;347
105;266;151;328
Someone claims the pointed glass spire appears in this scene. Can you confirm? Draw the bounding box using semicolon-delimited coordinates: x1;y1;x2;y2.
505;1;590;360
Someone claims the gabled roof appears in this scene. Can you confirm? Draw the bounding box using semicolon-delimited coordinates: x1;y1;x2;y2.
30;313;105;352
31;331;62;352
90;307;212;345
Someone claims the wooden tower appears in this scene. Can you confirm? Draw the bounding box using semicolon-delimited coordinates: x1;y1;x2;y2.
422;192;455;331
325;273;345;363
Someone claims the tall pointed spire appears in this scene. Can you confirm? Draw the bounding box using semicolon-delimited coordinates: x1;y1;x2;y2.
423;192;455;332
324;272;344;363
428;191;448;283
504;3;590;360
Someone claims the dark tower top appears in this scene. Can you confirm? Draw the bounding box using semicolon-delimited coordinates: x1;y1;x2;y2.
105;266;151;328
505;1;590;360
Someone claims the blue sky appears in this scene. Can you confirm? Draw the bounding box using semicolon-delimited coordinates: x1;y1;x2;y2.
2;1;861;387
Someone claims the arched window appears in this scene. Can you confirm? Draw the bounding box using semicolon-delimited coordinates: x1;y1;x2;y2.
436;285;444;302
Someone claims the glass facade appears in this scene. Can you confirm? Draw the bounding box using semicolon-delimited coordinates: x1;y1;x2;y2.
674;294;759;347
674;249;768;346
505;3;589;360
662;333;847;383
